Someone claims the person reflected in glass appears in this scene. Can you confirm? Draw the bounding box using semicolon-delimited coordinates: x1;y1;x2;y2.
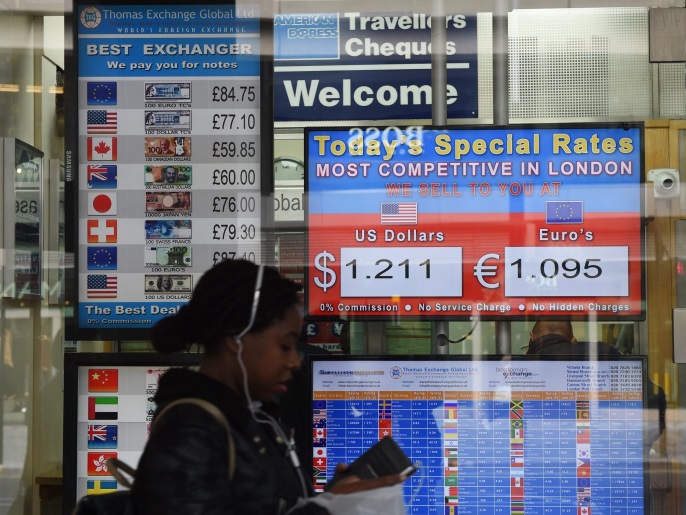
132;260;406;514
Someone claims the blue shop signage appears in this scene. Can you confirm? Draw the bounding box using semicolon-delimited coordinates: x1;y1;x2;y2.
274;12;479;122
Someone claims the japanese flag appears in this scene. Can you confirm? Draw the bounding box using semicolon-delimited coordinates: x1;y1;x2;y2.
88;192;117;216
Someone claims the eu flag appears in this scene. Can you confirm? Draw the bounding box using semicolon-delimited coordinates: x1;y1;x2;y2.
87;247;117;270
87;82;117;105
545;201;583;223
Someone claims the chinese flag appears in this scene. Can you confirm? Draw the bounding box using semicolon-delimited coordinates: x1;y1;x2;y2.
88;369;118;392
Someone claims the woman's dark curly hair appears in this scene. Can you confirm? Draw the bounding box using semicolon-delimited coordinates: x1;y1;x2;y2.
152;260;301;354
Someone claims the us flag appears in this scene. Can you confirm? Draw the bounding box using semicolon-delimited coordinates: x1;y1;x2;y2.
87;274;117;298
87;110;117;134
380;202;417;225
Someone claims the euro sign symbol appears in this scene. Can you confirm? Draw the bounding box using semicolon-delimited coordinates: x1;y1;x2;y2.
314;251;336;292
474;253;500;288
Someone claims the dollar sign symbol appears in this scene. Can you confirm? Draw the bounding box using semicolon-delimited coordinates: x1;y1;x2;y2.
314;251;336;292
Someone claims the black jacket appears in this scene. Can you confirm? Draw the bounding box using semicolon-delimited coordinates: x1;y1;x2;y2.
131;367;328;515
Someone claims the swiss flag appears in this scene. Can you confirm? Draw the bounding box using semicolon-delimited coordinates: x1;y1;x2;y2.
313;457;326;468
87;219;117;243
88;137;117;161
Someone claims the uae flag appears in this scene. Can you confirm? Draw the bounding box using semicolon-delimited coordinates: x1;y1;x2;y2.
88;396;118;420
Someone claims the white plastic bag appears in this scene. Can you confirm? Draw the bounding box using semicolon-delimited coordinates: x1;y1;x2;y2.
289;484;406;515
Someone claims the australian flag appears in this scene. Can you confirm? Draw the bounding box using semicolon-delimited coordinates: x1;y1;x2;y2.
87;165;117;189
546;201;583;223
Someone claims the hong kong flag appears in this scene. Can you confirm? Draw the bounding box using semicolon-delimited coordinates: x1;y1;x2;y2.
87;452;117;476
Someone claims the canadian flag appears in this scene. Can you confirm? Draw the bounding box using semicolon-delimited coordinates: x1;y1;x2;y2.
88;137;117;161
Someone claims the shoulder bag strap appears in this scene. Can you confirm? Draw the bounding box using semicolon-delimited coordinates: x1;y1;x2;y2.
154;397;236;481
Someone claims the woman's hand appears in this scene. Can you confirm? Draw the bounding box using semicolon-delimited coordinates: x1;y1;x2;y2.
326;463;408;495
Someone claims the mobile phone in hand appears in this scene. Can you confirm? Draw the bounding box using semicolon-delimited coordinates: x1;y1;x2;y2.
325;437;417;491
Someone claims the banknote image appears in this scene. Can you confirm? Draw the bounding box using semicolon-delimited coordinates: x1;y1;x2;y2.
146;367;168;389
145;110;191;131
144;246;192;267
144;137;191;157
145;192;191;213
145;220;192;239
144;165;192;185
145;82;191;101
144;274;192;293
